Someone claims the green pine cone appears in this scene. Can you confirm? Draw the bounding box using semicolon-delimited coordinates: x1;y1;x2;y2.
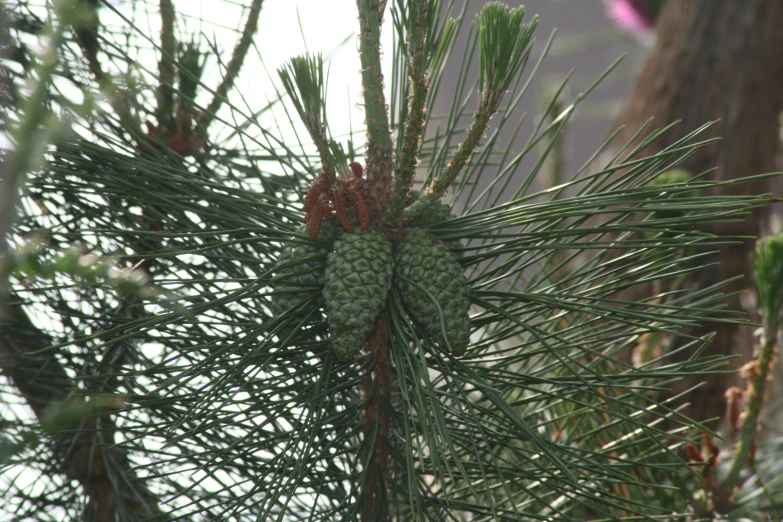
409;200;464;257
394;228;471;356
270;220;341;318
413;199;453;227
323;228;393;360
648;169;697;221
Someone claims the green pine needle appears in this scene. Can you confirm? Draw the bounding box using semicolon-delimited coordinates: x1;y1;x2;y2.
477;2;537;106
278;53;337;180
278;53;327;130
177;38;206;105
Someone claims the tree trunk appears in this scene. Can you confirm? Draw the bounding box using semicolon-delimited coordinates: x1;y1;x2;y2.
612;0;783;423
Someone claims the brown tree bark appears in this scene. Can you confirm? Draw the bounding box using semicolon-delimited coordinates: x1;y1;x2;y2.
612;0;783;423
361;317;393;522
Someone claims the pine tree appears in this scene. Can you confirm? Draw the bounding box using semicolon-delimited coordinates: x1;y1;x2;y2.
611;0;783;425
1;1;782;520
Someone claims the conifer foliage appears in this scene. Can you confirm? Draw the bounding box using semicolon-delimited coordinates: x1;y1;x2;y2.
0;0;777;521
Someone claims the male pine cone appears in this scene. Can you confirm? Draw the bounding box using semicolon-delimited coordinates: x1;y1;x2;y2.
323;228;393;360
395;228;471;356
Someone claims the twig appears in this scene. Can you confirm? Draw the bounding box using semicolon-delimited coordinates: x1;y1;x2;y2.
156;0;177;132
403;99;493;221
361;316;392;522
356;0;394;223
1;0;72;274
718;235;783;503
391;0;429;220
719;327;776;499
403;4;535;222
74;0;101;80
72;0;145;141
197;0;264;132
278;54;338;182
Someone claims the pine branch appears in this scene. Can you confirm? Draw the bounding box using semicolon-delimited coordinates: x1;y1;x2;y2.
354;2;395;514
1;0;73;272
197;0;264;132
357;0;394;222
719;334;775;497
7;1;782;519
156;0;177;132
361;316;393;522
278;54;338;182
719;235;783;501
392;1;457;220
0;6;18;128
177;39;205;109
71;0;145;141
74;0;101;81
391;0;428;219
0;295;164;521
404;3;536;221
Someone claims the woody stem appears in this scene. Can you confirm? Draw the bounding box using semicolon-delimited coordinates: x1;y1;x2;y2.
361;316;392;522
719;325;777;496
357;0;394;222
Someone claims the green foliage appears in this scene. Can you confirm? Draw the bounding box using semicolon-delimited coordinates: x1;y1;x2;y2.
697;233;783;514
6;246;156;299
177;39;206;105
278;53;341;180
477;2;536;100
1;0;85;264
278;54;328;134
753;233;783;327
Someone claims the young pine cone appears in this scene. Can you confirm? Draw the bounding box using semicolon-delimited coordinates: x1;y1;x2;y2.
322;228;393;360
394;228;471;356
269;220;341;318
408;199;464;257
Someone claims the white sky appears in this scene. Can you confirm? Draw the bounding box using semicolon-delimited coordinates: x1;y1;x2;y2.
177;0;396;149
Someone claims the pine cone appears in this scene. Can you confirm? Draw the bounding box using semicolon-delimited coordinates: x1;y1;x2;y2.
413;199;453;226
394;228;470;356
323;228;393;360
410;200;464;256
648;169;697;221
270;220;341;318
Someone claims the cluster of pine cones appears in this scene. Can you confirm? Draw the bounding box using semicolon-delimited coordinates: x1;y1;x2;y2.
270;200;471;360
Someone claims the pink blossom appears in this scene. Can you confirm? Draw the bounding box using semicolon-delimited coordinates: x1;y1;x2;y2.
605;0;657;33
